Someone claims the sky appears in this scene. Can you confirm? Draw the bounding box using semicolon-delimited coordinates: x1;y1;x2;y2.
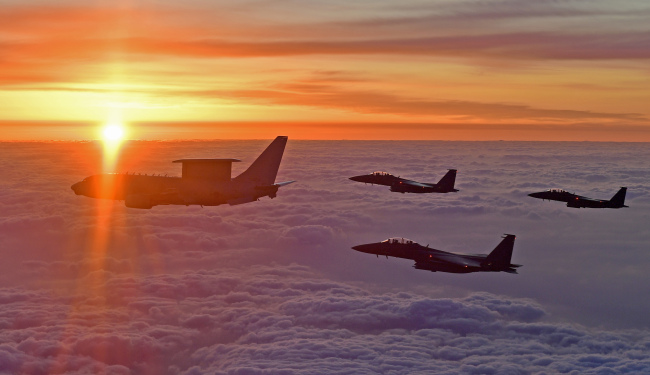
1;0;650;373
2;0;650;140
1;140;649;374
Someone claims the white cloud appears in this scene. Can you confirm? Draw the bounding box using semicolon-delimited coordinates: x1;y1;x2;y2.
1;140;649;373
2;267;648;374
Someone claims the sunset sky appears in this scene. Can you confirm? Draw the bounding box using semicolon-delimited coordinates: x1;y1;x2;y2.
2;0;650;140
2;2;650;373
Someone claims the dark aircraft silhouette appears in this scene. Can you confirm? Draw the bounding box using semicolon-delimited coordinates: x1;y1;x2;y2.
528;187;628;209
352;234;520;274
71;136;294;209
349;169;458;193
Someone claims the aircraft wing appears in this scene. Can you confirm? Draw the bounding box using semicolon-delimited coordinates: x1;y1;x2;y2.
577;196;601;202
428;253;483;268
399;180;433;188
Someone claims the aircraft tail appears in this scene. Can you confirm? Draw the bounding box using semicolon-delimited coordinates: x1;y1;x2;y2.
485;234;516;269
234;136;288;185
436;169;457;192
609;187;627;207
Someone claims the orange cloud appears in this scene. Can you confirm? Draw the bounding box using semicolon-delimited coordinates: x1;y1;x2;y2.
219;82;646;123
1;2;649;138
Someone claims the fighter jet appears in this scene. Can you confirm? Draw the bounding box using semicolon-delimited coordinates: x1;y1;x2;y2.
71;136;294;209
528;187;628;209
349;169;458;193
352;234;520;274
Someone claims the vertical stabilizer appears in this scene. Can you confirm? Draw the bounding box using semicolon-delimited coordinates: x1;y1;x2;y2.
485;234;516;268
234;136;288;185
436;169;457;191
609;187;627;207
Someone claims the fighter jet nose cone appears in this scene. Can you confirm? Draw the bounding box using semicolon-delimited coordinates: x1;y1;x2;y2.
352;244;371;252
352;243;375;253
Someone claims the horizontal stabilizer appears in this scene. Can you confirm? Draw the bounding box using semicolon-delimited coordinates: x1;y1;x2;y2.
274;180;296;187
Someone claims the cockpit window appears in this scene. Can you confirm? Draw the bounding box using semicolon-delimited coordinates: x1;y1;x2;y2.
372;171;391;176
547;188;567;193
382;237;416;245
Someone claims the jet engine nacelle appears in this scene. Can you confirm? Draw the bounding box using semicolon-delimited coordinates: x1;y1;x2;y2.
125;194;154;209
413;263;437;272
414;262;473;273
390;184;409;193
566;200;583;208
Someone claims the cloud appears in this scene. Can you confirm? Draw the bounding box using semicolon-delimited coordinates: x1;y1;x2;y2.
7;32;650;64
1;139;650;373
2;2;648;130
2;140;650;326
220;82;647;122
1;267;649;374
2;2;650;90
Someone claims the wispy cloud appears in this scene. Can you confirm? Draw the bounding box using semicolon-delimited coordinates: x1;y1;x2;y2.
1;1;649;133
222;82;647;122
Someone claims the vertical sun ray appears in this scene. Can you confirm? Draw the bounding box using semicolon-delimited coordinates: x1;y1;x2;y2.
101;109;127;172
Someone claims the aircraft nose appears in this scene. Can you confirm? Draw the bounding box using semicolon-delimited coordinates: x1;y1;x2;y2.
349;176;361;182
71;182;82;195
351;243;375;253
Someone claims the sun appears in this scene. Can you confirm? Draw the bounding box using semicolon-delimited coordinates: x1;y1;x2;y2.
103;124;125;141
101;123;126;171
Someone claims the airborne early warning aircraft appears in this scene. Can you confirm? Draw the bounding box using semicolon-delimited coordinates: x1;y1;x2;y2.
352;234;520;274
528;187;628;209
71;136;294;209
349;169;458;193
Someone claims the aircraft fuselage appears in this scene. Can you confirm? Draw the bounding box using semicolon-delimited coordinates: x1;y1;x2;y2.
71;173;278;208
352;236;520;274
528;187;628;209
349;169;458;194
70;136;292;209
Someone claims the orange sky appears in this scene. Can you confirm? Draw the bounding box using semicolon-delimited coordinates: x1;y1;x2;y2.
1;1;650;141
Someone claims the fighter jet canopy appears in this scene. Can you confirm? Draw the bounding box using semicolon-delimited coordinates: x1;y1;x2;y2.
372;171;393;176
381;237;417;245
547;188;568;193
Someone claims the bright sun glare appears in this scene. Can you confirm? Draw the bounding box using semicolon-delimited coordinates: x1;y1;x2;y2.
103;124;125;141
101;123;126;172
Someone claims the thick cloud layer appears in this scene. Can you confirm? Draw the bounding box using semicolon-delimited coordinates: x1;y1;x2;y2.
1;140;649;373
1;265;649;375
